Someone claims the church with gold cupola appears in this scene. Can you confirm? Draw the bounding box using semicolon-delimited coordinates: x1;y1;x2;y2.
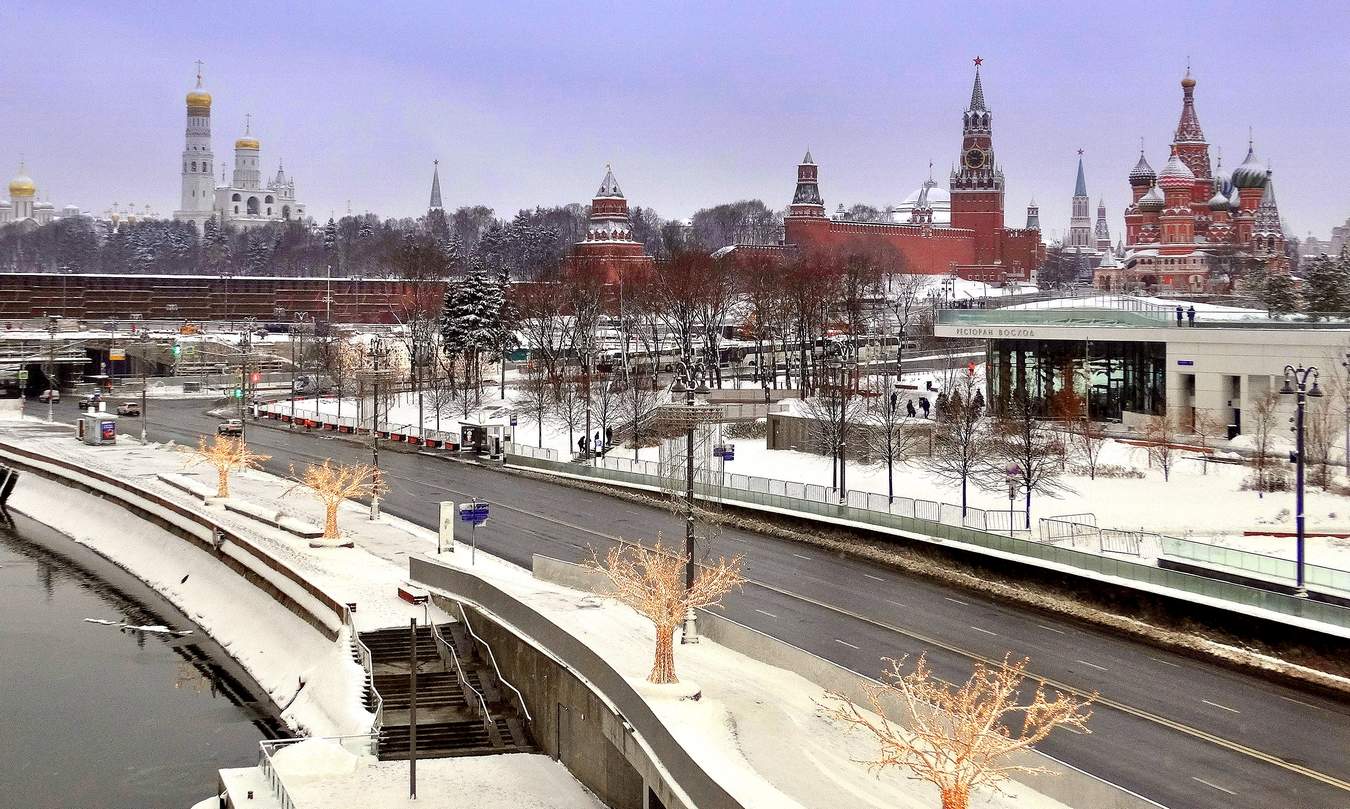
171;65;308;233
1;162;69;227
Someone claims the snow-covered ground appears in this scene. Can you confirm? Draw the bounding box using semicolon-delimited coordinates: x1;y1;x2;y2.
234;740;606;809
425;545;1072;809
1;416;1070;809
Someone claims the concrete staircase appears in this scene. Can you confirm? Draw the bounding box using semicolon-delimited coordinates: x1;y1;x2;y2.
358;625;533;760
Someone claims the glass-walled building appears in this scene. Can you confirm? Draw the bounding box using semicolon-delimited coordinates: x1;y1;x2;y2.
935;300;1350;432
986;339;1166;421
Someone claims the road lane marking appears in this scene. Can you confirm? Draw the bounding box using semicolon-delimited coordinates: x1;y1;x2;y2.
885;599;907;608
944;596;969;606
755;609;778;619
863;573;886;582
1281;695;1319;710
1076;659;1108;672
1203;699;1241;715
745;577;1350;795
970;626;998;636
1148;656;1182;669
834;639;860;650
1191;777;1236;795
1037;624;1066;635
792;553;812;561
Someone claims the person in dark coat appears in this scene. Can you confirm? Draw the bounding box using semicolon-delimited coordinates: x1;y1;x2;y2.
919;397;931;418
906;399;917;418
578;435;587;455
1175;305;1184;326
1187;305;1196;326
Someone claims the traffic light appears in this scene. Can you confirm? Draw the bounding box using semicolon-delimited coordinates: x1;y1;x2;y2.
233;388;243;398
171;343;181;359
250;372;262;384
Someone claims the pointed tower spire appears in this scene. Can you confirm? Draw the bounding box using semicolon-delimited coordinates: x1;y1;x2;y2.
1174;68;1206;144
968;56;986;111
1074;152;1088;197
789;150;825;218
596;163;623;198
429;159;443;211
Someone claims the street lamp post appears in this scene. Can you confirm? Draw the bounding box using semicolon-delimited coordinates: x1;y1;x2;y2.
1280;364;1322;596
139;331;151;441
1005;463;1022;538
671;363;710;645
46;315;59;423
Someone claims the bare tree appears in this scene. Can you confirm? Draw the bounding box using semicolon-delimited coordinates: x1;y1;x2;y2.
1191;410;1226;475
864;386;923;503
614;375;663;460
516;362;553;447
1305;394;1336;488
987;395;1071;528
512;277;573;385
552;376;588;454
588;538;744;684
1140;413;1181;482
885;270;925;377
922;372;987;516
799;375;868;499
316;332;364;421
1249;390;1282;494
825;654;1093;809
1065;416;1107;480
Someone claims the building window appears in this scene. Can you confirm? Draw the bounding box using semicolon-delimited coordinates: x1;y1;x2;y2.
266;207;272;215
232;193;241;202
234;205;239;214
247;197;260;215
265;195;274;204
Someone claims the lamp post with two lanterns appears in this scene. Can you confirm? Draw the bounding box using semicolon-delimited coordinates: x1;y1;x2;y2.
1280;363;1322;595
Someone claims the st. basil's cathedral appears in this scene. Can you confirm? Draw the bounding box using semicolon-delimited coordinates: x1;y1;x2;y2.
1096;71;1287;292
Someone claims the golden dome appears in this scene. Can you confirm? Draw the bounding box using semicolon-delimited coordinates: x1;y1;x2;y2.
8;173;35;198
186;89;212;109
235;137;261;150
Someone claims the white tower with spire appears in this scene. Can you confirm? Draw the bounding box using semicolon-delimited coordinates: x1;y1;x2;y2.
1067;151;1093;250
173;62;217;229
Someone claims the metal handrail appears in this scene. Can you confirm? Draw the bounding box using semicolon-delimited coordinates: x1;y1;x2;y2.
426;606;492;730
258;734;380;809
457;602;532;722
343;608;383;752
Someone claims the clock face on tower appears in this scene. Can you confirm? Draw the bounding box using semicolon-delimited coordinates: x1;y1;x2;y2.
964;148;986;169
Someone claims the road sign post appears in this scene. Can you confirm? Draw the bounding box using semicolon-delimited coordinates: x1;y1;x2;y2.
456;499;490;564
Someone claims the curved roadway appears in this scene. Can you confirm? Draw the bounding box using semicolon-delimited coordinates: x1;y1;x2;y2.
47;399;1350;809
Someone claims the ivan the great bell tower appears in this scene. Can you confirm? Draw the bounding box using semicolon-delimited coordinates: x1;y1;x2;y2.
950;57;1006;265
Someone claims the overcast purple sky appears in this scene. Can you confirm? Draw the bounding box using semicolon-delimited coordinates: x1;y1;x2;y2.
4;1;1348;242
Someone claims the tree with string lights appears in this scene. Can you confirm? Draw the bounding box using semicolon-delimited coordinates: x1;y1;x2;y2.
289;459;382;545
184;435;270;499
825;654;1093;809
588;537;743;684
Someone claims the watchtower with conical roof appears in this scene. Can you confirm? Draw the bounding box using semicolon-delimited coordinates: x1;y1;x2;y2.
174;62;217;228
950;57;1006;265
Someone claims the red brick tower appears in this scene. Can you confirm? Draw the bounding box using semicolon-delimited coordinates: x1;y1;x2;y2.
566;165;654;284
949;57;1005;265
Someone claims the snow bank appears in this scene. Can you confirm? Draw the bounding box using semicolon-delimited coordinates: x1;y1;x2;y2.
271;738;368;781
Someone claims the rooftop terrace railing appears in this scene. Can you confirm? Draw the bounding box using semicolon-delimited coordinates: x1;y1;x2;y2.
937;306;1350;330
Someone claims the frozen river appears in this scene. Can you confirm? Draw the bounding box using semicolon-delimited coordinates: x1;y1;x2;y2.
0;511;281;809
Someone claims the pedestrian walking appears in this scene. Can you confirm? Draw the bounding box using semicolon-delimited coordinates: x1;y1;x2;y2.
1187;306;1196;327
906;399;917;418
1175;305;1183;326
919;396;931;419
577;435;586;455
889;391;899;413
605;426;613;446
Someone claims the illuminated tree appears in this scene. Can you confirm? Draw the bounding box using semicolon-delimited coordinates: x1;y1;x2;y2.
185;435;270;498
826;654;1093;809
589;538;744;684
290;460;382;542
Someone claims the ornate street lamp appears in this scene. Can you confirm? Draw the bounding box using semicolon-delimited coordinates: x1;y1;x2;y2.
665;362;713;644
1280;364;1323;595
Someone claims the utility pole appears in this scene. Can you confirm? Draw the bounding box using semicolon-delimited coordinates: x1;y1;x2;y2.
239;318;253;443
140;331;150;441
46;315;58;423
408;617;418;799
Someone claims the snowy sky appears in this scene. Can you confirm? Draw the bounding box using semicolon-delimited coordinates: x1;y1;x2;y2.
4;1;1349;241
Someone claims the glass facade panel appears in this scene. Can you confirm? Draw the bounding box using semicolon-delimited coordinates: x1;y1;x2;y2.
988;339;1165;421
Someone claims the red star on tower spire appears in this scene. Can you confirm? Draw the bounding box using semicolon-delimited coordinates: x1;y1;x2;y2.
973;55;983;66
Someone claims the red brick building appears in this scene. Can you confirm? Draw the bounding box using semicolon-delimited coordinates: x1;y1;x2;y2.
732;61;1043;281
1100;72;1287;292
564;166;656;284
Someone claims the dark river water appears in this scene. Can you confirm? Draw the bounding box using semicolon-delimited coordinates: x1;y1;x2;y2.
0;511;284;809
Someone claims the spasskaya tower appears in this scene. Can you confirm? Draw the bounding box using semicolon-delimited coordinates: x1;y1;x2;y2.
949;57;1006;265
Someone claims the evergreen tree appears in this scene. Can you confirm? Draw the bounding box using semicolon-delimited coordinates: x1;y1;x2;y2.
1301;254;1348;318
1262;272;1300;315
440;261;508;394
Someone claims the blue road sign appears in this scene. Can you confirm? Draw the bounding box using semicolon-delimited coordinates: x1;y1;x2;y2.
509;414;518;426
458;501;490;526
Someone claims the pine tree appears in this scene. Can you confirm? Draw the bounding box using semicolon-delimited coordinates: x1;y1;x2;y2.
1301;254;1348;318
440;261;508;395
1262;272;1300;315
